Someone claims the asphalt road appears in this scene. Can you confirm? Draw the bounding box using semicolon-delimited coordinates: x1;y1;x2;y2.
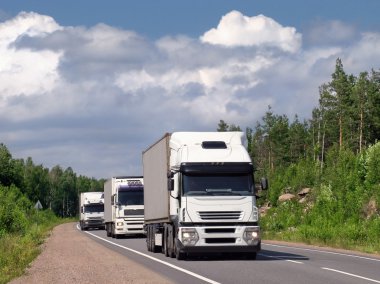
79;226;380;284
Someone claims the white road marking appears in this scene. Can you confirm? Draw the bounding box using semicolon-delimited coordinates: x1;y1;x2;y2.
264;243;380;262
77;225;220;284
260;253;304;264
322;267;380;283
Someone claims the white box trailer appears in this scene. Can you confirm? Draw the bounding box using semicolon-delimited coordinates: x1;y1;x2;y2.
79;192;105;230
143;132;267;260
104;176;145;238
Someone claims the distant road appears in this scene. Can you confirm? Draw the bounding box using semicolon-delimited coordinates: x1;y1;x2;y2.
82;226;380;284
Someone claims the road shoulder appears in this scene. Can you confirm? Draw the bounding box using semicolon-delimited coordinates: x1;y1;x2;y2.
9;222;173;284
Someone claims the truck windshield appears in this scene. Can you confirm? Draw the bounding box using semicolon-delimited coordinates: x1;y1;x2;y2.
84;204;104;213
118;189;144;205
183;174;254;196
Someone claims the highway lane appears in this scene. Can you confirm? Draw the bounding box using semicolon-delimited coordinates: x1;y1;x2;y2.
79;226;380;284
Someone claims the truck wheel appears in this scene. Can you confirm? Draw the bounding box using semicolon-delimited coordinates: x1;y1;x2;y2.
106;224;111;237
111;224;115;238
163;226;169;257
168;226;175;258
174;238;186;260
175;245;185;260
147;226;152;252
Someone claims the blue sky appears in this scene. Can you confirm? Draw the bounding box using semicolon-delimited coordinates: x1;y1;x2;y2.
1;1;379;178
2;1;379;39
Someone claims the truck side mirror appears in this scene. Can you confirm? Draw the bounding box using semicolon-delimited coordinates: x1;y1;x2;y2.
168;178;174;191
261;178;268;190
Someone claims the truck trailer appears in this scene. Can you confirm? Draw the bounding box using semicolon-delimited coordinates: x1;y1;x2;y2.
104;176;145;238
79;191;105;230
143;132;266;260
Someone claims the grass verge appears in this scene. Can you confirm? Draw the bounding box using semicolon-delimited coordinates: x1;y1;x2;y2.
0;211;74;284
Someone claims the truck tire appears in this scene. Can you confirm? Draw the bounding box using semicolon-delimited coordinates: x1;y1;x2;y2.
146;226;151;251
106;224;111;237
174;235;186;260
168;225;175;258
175;244;185;260
163;226;169;257
111;224;115;238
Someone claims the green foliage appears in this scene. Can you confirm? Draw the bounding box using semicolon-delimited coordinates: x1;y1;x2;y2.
0;185;32;237
363;142;380;186
0;187;64;284
262;142;380;254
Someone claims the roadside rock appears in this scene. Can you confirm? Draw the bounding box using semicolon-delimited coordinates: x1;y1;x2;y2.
278;193;296;202
298;188;311;196
9;223;172;284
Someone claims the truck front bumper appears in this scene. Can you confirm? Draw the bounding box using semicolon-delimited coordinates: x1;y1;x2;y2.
83;220;105;228
176;225;261;253
176;240;261;253
114;217;145;235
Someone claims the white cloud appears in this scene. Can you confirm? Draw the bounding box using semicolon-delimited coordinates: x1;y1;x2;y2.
0;12;62;99
1;11;380;178
200;10;302;53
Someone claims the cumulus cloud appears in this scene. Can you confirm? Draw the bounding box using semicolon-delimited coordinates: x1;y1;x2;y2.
200;10;302;53
0;12;62;99
1;11;380;178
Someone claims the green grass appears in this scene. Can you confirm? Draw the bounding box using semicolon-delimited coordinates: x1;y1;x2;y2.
262;215;380;255
0;212;73;284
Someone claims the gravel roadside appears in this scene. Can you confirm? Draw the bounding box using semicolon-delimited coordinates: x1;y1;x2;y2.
9;222;173;284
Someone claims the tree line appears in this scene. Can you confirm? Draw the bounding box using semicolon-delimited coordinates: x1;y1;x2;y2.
0;144;104;218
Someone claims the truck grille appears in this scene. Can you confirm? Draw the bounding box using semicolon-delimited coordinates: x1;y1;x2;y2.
124;209;144;216
197;211;243;220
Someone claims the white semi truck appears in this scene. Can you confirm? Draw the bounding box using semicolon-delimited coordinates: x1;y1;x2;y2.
143;132;267;260
104;176;145;238
79;191;105;230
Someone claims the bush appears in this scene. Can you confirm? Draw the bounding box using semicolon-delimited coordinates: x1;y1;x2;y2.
0;185;32;237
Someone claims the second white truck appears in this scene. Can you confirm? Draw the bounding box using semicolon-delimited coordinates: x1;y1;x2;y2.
104;176;145;238
143;132;267;260
79;191;105;230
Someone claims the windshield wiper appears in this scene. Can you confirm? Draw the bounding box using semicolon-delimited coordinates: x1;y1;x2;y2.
186;191;207;196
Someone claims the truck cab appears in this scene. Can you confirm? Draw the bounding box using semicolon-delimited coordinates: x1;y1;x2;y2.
79;192;105;230
104;177;145;238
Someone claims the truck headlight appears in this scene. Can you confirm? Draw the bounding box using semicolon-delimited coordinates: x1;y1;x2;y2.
116;222;124;226
243;227;260;245
181;228;199;246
